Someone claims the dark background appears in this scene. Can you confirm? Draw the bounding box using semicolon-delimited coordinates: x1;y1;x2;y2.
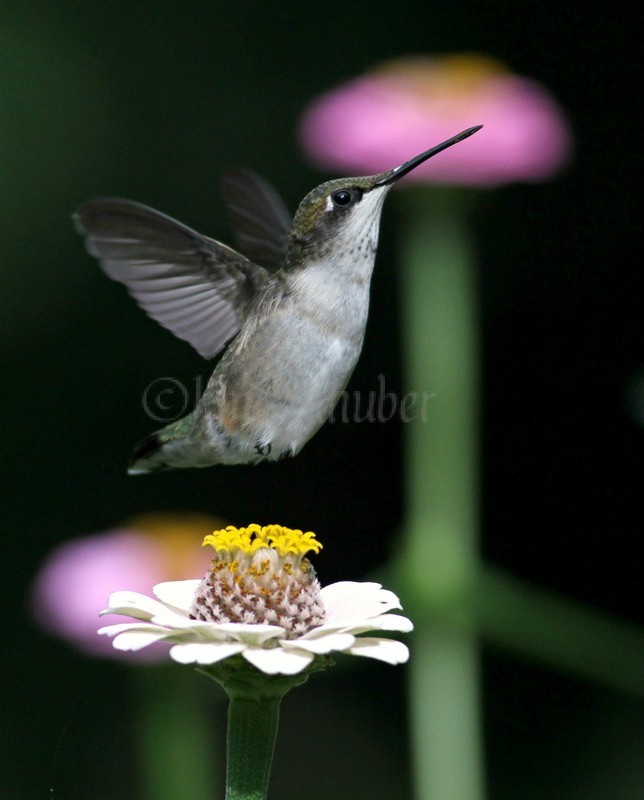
1;2;641;798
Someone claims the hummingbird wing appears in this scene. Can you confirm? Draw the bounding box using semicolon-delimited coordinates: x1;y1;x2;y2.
74;198;272;360
219;168;291;271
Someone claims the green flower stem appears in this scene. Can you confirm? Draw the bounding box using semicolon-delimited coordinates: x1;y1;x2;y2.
134;665;218;800
200;658;319;800
392;184;644;799
398;186;484;800
225;695;281;800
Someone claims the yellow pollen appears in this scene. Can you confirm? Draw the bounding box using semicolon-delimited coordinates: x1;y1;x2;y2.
203;524;323;558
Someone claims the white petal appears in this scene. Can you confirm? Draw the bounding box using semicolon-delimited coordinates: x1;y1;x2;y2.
148;615;225;636
169;642;246;665
242;646;314;675
319;580;381;605
282;632;355;655
345;637;410;665
209;622;285;646
320;582;403;628
321;581;399;609
374;613;414;632
344;613;414;635
147;617;284;645
111;629;174;651
98;622;166;637
100;590;174;621
153;580;201;612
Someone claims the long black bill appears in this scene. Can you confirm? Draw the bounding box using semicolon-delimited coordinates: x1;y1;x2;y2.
373;124;483;187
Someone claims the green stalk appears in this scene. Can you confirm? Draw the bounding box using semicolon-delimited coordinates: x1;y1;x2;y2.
398;186;485;800
477;565;644;696
199;658;316;800
224;695;282;800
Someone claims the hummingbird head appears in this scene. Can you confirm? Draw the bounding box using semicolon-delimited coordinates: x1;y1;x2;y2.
287;125;482;264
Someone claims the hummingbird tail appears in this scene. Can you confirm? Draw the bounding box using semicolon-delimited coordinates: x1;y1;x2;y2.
128;432;168;475
127;414;195;475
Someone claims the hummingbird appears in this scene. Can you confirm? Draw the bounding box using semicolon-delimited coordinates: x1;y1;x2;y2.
74;125;482;474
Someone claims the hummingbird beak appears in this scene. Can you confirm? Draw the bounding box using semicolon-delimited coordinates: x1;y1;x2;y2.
372;125;483;187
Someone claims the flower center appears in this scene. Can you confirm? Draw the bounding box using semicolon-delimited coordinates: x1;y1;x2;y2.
189;525;326;638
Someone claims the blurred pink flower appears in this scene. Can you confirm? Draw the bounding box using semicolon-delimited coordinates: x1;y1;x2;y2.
299;54;572;187
30;513;221;661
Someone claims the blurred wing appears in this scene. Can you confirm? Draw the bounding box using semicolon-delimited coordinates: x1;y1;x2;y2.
74;198;272;359
220;168;291;271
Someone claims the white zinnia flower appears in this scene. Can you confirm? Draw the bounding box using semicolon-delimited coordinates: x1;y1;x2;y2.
99;524;412;675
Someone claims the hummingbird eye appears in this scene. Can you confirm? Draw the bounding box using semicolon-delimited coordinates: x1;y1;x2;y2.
330;188;362;209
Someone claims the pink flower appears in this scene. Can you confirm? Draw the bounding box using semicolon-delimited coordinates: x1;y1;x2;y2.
299;54;572;187
30;513;220;661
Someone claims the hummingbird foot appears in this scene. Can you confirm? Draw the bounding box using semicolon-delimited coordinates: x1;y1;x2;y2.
253;440;273;457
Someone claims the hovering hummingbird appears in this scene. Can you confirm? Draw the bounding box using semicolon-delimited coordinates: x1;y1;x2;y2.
74;125;482;474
